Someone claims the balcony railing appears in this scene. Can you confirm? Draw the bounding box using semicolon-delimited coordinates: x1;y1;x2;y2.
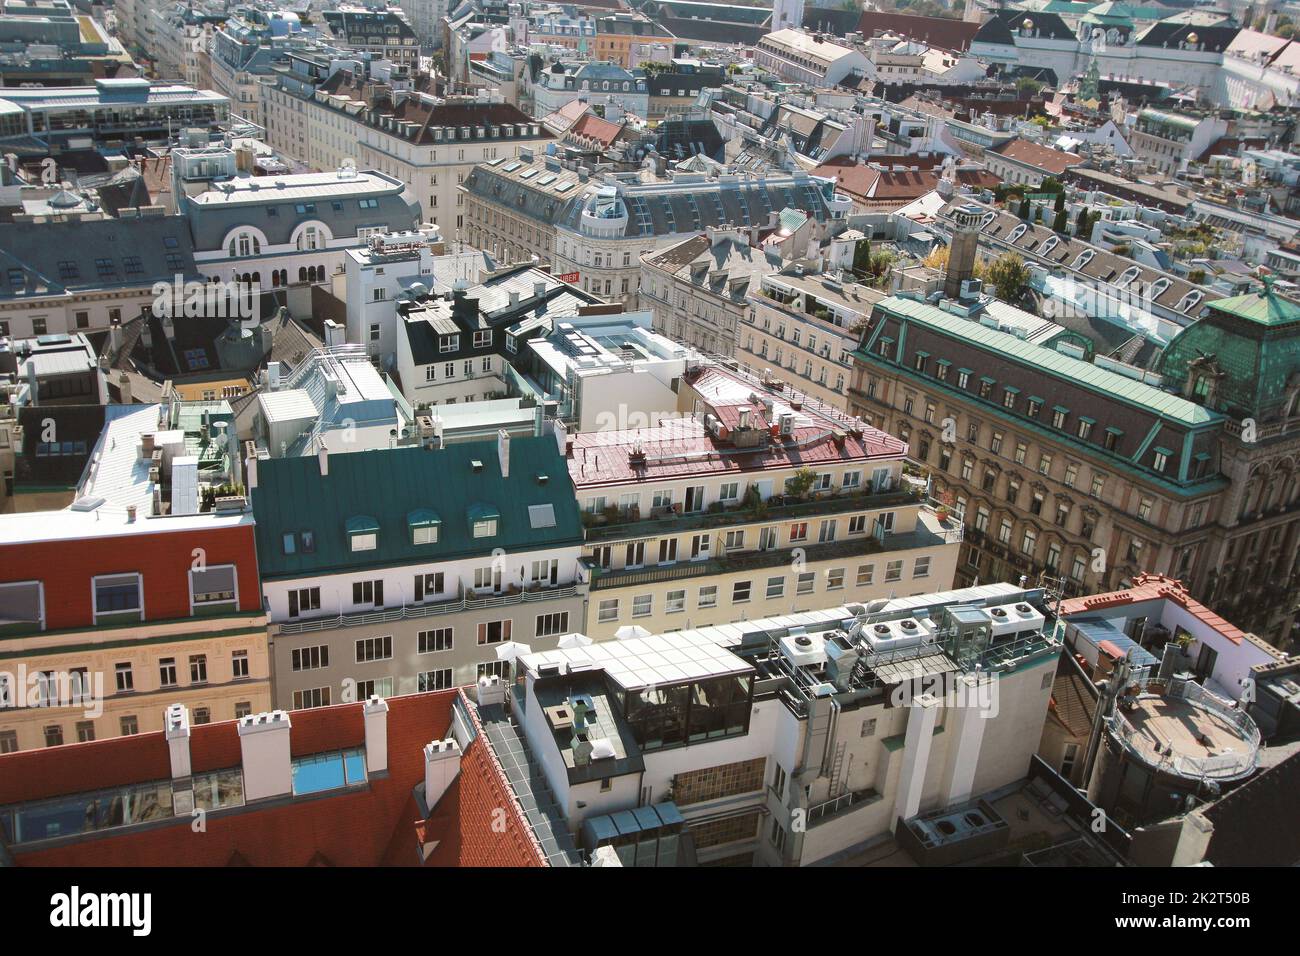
584;487;921;542
806;787;882;826
275;583;580;635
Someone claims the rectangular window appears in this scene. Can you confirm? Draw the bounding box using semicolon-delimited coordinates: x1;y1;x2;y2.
119;716;138;736
797;572;816;595
535;612;569;637
666;590;686;613
419;669;453;692
292;645;329;671
232;650;249;679
913;557;931;579
857;564;874;586
477;620;512;644
355;635;393;663
418;628;453;653
885;561;903;583
698;586;717;609
190;565;237;612
115;662;133;692
352;580;384;607
632;595;653;618
159;658;177;688
293;687;332;709
93;573;142;623
766;576;785;599
189;655;208;684
732;580;752;604
827;568;845;590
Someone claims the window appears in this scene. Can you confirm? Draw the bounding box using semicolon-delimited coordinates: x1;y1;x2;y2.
666;590;686;613
1153;450;1170;473
93;573;142;623
413;572;444;601
827;568;845;590
632;595;653;618
766;576;785;599
1138;497;1153;522
44;725;63;748
418;628;453;653
598;599;619;623
698;586;717;609
293;687;332;709
798;572;817;594
732;581;752;604
352;580;384;608
472;517;498;538
1051;407;1068;430
724;529;745;551
535;612;569;637
1022;528;1038;556
861;718;877;738
115;662;134;692
190;565;237;612
292;645;329;671
232;650;249;679
913;557;931;579
848;515;867;535
234;703;252;720
818;519;837;543
190;655;208;684
1039;454;1053;476
355;678;393;701
119;716;138;736
355;636;393;663
477;620;512;644
419;669;453;692
159;658;177;688
885;561;903;583
76;721;96;743
789;522;808;542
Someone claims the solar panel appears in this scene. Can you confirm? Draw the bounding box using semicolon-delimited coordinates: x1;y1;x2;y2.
519;168;538;179
554;181;575;193
502;161;522;173
537;174;557;186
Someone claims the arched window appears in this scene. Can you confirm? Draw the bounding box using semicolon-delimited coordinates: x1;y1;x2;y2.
299;267;308;282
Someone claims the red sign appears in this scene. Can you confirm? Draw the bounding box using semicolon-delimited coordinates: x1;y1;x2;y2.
556;271;580;283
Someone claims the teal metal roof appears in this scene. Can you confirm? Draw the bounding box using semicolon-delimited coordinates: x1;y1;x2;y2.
251;437;583;579
1207;288;1300;328
872;296;1219;426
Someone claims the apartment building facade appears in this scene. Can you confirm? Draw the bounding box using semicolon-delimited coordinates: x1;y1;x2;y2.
739;269;883;414
0;404;272;753
250;432;589;704
571;362;961;640
262;66;550;243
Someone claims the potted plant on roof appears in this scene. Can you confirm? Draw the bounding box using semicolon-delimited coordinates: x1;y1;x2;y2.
935;489;956;525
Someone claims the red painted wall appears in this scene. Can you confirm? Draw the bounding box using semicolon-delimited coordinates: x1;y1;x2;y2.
0;524;262;631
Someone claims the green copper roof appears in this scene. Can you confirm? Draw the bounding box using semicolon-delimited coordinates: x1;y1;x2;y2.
1160;289;1300;419
869;295;1218;426
251;436;583;580
1207;288;1300;327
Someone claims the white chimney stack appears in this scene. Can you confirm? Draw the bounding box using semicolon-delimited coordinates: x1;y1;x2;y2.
423;738;462;810
246;454;258;490
318;438;329;476
164;702;192;779
497;428;510;479
266;361;282;389
238;710;293;802
476;674;506;707
363;695;389;775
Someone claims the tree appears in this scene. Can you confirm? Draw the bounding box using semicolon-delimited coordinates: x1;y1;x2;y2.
986;253;1031;305
923;245;950;271
1054;190;1066;213
1053;208;1068;233
1075;207;1091;238
1018;196;1031;221
851;238;872;277
786;468;817;500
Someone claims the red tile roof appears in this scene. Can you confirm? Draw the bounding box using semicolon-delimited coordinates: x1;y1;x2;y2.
1059;573;1248;646
991;138;1083;176
568;366;905;488
568;112;624;149
3;690;545;868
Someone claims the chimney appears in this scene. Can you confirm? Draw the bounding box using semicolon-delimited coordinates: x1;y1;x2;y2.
363;695;389;775
164;703;192;779
476;674;506;707
238;710;293;802
497;428;510;478
533;280;546;298
266;361;282;389
245;453;258;490
318;439;329;476
423;738;462;809
323;319;345;348
117;372;133;404
141;432;156;458
126;504;137;522
509;290;520;308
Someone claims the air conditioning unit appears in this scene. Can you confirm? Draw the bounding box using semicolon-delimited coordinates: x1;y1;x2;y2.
779;631;826;668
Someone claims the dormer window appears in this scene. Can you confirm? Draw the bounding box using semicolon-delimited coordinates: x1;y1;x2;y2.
408;509;441;545
1150;277;1171;298
1177;290;1203;311
1041;236;1059;255
347;516;379;552
468;504;499;539
1009;224;1028;243
440;334;459;353
1071;249;1095;269
1117;266;1141;287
